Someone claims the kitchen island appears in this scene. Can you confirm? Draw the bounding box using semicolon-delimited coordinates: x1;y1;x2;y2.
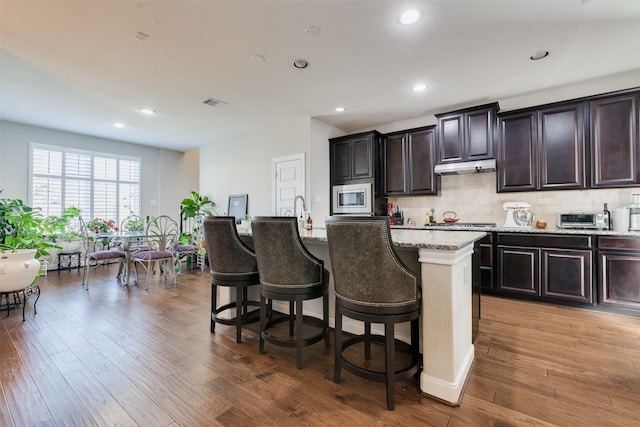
238;226;486;406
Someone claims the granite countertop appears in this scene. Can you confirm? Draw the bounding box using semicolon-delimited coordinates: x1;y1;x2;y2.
238;227;487;251
391;224;640;237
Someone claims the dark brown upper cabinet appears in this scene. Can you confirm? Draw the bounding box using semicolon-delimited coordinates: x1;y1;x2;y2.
330;131;380;184
436;103;499;164
590;92;640;188
382;126;438;196
498;102;586;192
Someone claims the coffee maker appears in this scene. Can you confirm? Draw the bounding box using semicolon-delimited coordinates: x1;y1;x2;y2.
630;194;640;231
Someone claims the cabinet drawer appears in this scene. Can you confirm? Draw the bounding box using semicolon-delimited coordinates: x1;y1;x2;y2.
497;233;592;249
598;236;640;251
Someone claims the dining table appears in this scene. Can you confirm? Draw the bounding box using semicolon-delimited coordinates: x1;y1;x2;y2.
93;231;147;286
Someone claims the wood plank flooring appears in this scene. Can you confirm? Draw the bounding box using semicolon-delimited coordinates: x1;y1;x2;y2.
1;265;639;426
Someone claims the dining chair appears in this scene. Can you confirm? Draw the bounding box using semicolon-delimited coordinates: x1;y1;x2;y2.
175;214;205;273
79;216;126;290
131;215;178;290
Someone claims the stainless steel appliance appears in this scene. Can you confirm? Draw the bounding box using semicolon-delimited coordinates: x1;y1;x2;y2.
557;212;609;230
332;182;373;215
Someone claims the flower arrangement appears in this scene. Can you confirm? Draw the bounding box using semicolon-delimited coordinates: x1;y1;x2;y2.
87;218;119;233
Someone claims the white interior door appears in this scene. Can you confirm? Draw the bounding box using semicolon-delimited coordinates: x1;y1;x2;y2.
272;153;305;216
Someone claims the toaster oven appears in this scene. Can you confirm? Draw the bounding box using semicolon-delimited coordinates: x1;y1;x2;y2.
557;212;610;230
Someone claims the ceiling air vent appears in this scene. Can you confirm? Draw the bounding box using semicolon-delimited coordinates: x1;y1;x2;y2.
203;97;227;108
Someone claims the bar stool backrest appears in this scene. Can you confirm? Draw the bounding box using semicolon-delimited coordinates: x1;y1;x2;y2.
251;217;324;286
203;216;257;274
326;216;418;307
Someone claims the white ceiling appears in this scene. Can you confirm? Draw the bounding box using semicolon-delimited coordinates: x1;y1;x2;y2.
1;0;640;152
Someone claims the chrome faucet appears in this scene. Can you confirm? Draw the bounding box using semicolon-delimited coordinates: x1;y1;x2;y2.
293;195;307;219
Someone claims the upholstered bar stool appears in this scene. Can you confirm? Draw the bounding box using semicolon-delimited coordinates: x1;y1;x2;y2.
326;215;421;410
203;216;261;343
251;216;330;369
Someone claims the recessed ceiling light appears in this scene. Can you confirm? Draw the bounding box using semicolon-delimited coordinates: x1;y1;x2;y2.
530;50;550;61
335;106;346;113
412;83;427;92
293;59;309;69
139;108;156;115
399;9;421;25
251;54;265;63
114;122;125;129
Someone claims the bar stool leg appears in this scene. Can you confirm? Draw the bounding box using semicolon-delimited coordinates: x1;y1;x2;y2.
296;297;304;369
334;310;343;383
259;294;267;354
385;321;396;410
236;285;243;343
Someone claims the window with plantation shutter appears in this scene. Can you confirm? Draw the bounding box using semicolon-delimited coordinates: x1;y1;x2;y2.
29;143;141;224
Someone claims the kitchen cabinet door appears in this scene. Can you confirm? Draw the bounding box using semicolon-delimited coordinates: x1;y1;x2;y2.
331;139;352;182
437;103;498;164
598;236;640;311
466;106;495;160
541;249;592;303
330;131;378;183
382;126;437;196
382;133;406;195
497;246;539;296
539;103;586;190
497;111;538;192
590;93;640;188
437;113;464;163
407;127;437;194
352;135;375;179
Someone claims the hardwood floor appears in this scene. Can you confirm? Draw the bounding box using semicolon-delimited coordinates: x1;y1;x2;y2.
1;265;639;426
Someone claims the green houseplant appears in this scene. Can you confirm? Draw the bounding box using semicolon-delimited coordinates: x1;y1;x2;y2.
0;192;58;259
41;206;82;243
180;191;216;219
0;191;58;290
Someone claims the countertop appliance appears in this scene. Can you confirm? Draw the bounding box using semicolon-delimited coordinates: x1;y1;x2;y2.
630;193;640;231
332;182;387;216
557;212;610;230
502;202;533;229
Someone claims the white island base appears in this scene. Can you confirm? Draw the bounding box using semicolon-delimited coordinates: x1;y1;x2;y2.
418;244;475;406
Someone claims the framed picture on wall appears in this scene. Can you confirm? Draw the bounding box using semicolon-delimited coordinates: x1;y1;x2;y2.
228;194;248;224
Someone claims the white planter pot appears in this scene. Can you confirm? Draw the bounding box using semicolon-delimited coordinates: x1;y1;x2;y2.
0;249;41;293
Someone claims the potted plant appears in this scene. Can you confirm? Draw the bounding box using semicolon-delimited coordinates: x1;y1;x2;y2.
179;191;214;270
0;191;57;293
41;206;82;248
180;191;216;219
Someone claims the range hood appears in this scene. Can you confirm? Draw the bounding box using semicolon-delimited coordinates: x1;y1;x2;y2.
434;159;496;175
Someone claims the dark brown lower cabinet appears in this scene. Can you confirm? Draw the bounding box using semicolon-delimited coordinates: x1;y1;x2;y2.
477;234;495;292
541;249;592;303
497;233;593;304
598;236;640;310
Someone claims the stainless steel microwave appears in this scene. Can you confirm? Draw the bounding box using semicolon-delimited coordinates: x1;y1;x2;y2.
332;183;372;214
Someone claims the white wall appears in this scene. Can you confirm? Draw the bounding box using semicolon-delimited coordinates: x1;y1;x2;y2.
0;120;198;219
309;118;346;225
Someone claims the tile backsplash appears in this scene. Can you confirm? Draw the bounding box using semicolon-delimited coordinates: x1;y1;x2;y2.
389;173;639;228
